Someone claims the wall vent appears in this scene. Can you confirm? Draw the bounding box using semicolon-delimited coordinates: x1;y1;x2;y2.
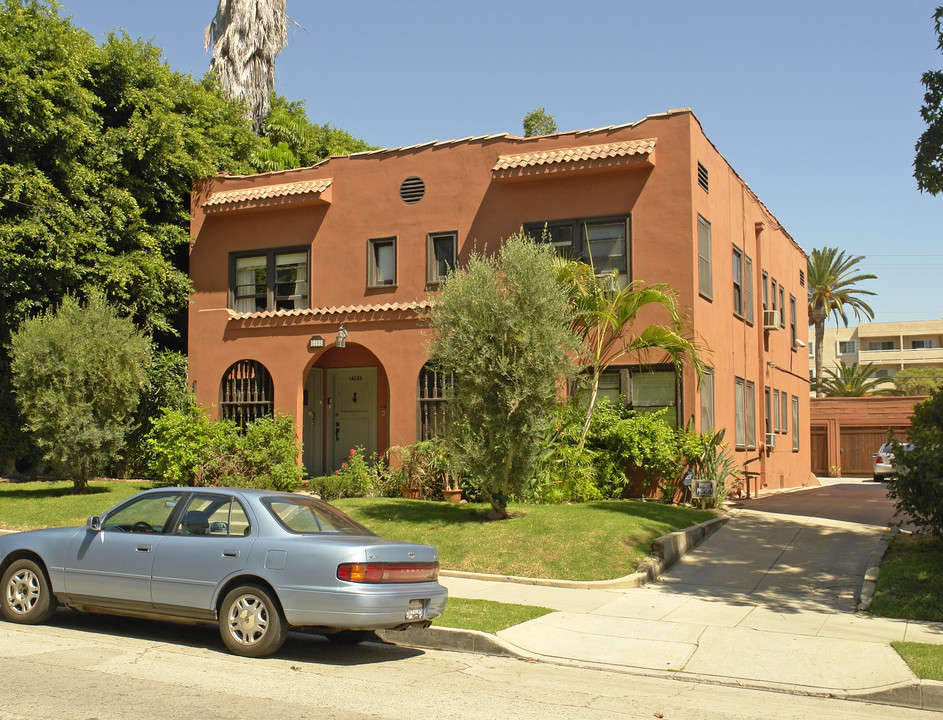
400;176;425;204
697;162;709;192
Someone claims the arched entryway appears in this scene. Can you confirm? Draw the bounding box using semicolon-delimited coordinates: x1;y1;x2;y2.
302;344;389;476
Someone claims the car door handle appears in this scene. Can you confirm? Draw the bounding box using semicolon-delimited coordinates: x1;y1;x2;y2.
135;545;152;553
223;550;240;559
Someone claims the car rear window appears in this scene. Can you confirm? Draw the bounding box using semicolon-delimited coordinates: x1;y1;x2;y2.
262;496;375;536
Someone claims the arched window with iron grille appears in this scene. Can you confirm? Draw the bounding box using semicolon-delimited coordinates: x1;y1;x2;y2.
219;360;274;430
418;364;452;440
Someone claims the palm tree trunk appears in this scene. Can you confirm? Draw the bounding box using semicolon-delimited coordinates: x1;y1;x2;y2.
811;304;828;398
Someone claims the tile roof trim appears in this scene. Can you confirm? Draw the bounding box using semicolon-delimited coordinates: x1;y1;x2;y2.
227;300;432;321
202;179;332;209
492;138;656;171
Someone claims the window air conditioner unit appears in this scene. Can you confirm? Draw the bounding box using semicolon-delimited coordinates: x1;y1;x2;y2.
763;310;781;330
765;432;777;448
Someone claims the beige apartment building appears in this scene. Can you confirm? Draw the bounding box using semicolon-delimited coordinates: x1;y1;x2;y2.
809;319;943;389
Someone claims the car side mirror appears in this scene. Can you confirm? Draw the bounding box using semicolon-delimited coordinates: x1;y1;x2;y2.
86;516;102;532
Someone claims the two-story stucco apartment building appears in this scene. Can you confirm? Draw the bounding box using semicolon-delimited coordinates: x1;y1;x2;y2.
188;109;813;491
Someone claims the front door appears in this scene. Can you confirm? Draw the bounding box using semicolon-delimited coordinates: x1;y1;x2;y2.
328;367;377;472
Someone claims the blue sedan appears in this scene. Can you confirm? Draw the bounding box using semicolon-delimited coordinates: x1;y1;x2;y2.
0;487;447;657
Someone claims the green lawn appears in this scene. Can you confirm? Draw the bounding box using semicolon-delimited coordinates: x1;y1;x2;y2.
0;480;153;530
333;498;715;581
432;597;553;634
871;533;943;681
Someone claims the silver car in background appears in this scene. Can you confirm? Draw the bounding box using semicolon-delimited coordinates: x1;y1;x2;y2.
872;442;913;482
0;487;447;657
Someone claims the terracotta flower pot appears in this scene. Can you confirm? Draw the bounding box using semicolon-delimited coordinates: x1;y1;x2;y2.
400;487;420;499
442;489;462;503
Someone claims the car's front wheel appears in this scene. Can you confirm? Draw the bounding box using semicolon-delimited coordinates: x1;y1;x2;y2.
219;584;287;657
1;558;56;624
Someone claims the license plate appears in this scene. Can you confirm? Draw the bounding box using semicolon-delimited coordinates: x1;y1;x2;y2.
405;599;425;621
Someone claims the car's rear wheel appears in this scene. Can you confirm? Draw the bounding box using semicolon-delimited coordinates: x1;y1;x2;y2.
1;559;56;624
326;630;377;645
219;585;288;657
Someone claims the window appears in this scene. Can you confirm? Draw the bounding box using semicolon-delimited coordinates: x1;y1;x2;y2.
697;161;709;192
418;364;453;440
732;246;744;318
697;215;712;300
874;368;892;378
368;237;396;287
746;381;756;449
174;494;251;537
762;271;769;311
789;295;797;348
770;278;778;315
427;231;457;285
764;386;772;434
838;340;857;355
869;341;895;351
220;359;274;430
744;255;754;324
779;286;786;327
734;377;746;448
773;389;781;433
792;396;800;451
579;366;679;425
700;367;714;432
780;390;788;435
524;215;631;286
231;248;309;313
102;492;184;533
911;339;937;349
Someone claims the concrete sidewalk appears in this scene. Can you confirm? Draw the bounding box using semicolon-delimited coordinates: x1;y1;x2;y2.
383;502;943;711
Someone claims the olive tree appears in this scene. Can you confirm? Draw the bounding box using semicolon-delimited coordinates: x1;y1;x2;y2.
9;293;150;491
427;235;580;519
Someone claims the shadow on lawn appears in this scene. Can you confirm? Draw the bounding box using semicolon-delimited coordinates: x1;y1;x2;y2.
0;483;121;500
345;499;494;525
583;499;715;524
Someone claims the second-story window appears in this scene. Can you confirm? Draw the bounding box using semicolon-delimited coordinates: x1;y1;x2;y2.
524;215;631;286
427;231;457;285
698;215;712;300
790;295;797;348
231;248;308;313
368;236;397;288
869;340;895;351
732;246;744;318
838;340;857;355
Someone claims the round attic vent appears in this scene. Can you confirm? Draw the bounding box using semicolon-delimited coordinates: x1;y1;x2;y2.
399;176;425;204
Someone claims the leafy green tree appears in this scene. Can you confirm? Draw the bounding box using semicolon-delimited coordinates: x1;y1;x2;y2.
523;107;558;137
807;247;877;395
253;95;377;171
554;258;705;446
893;366;943;396
915;6;943;194
428;235;580;519
205;0;288;132
9;293;151;491
814;360;893;397
886;388;943;539
0;0;261;471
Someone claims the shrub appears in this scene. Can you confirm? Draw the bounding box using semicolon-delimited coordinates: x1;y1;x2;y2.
312;446;390;499
145;406;302;491
887;389;943;540
388;439;460;500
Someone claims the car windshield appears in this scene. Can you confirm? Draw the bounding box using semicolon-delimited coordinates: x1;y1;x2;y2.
262;496;375;536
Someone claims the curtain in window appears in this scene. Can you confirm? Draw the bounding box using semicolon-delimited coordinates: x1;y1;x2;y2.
275;252;308;309
235;256;266;313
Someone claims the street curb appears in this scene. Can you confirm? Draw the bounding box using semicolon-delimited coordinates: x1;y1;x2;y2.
440;514;729;590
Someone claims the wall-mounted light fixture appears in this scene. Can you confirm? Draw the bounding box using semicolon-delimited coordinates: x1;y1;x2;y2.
335;323;348;348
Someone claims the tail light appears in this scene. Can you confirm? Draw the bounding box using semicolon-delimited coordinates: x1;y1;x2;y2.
337;561;439;583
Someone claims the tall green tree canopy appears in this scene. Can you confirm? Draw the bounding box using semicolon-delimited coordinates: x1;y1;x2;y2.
10;293;151;490
915;6;943;194
893;366;943;396
807;247;876;395
428;235;580;519
522;107;558;137
0;0;261;468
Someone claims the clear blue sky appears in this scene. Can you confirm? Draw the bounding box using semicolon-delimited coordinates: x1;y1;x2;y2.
60;0;941;325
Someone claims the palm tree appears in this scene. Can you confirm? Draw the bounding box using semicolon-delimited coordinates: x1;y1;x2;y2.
807;247;876;396
204;0;288;132
814;361;893;397
555;259;707;447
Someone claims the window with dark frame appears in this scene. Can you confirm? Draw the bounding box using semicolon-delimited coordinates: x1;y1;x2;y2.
427;231;457;285
219;359;274;430
762;270;769;311
779;286;786;328
732;246;744;318
368;236;397;288
231;248;309;313
765;386;772;435
698;215;712;300
524;215;631;287
773;389;781;432
418;364;452;440
790;295;797;348
578;366;680;426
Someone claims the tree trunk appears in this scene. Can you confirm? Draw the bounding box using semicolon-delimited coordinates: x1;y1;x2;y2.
811;303;827;398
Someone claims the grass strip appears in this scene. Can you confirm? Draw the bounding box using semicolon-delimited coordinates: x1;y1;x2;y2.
891;642;943;681
871;533;943;622
0;480;153;530
431;597;553;634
